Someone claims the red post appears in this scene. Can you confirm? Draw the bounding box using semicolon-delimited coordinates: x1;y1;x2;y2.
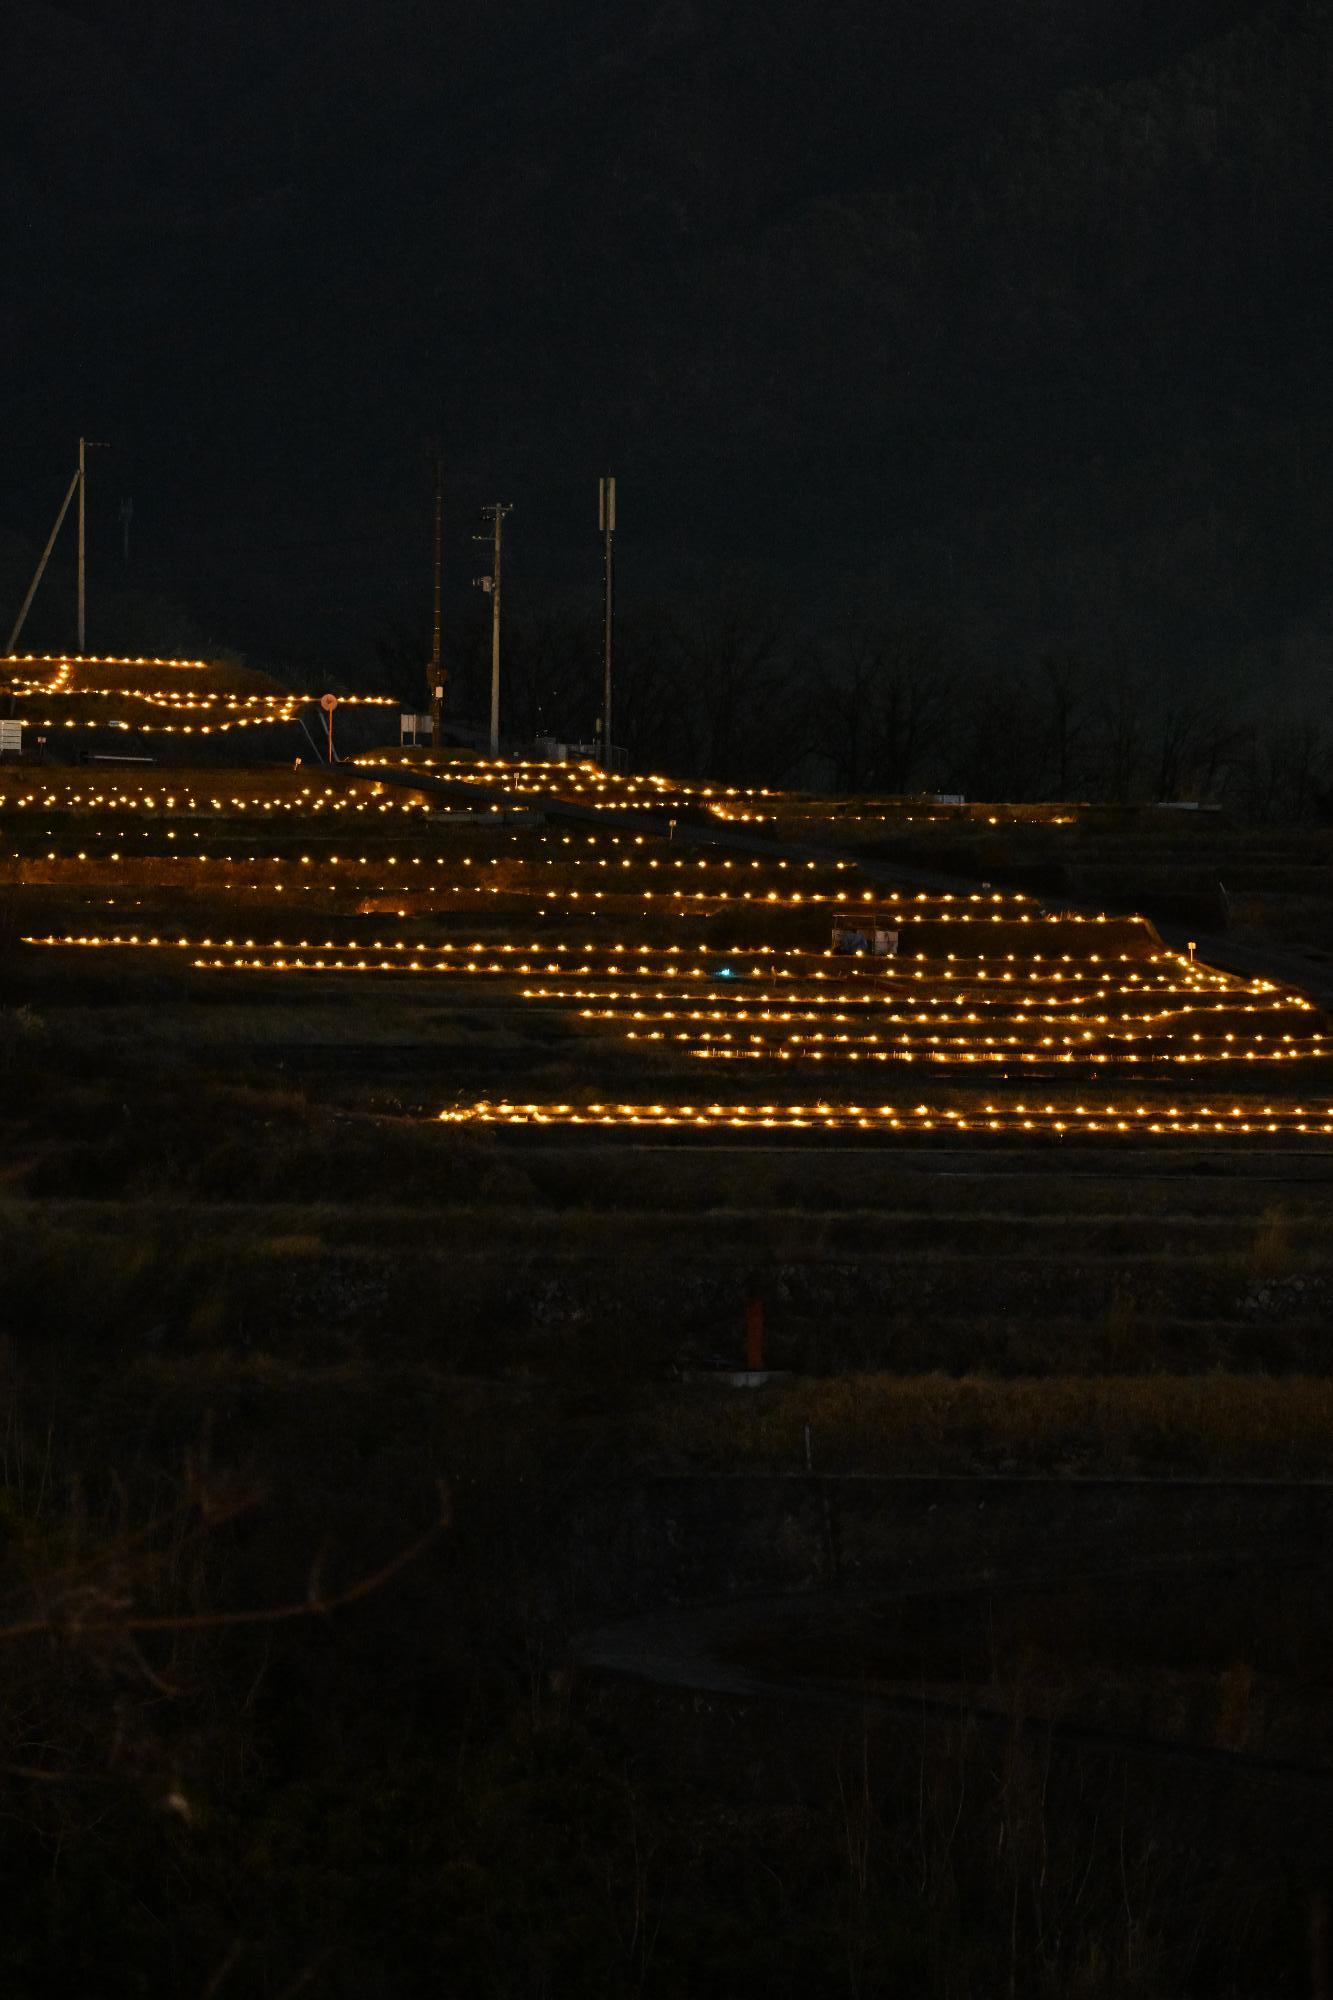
745;1298;764;1372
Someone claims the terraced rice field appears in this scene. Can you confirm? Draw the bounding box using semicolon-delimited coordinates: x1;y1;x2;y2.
2;666;1330;1395
4;727;1329;1144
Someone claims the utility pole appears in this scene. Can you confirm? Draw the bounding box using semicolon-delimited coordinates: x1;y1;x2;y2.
75;438;108;652
428;454;444;748
473;503;511;756
598;475;616;768
6;439;106;656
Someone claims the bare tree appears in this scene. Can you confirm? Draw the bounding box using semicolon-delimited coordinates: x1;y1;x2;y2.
1235;711;1330;822
812;621;953;793
1038;653;1084;797
958;666;1037;800
616;602;687;772
668;595;790;780
1098;670;1148;802
811;622;881;791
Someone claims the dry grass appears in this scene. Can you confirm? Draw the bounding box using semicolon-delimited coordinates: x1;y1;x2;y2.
648;1371;1333;1478
1250;1202;1295;1276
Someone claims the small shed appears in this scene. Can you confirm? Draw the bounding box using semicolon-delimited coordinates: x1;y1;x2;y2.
831;916;898;957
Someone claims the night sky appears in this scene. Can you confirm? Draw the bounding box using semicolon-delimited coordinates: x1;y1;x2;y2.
3;0;1331;697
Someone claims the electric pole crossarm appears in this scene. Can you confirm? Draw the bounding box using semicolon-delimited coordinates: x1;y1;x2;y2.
7;466;81;654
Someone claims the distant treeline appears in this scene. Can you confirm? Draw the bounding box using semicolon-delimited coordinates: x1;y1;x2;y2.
6;519;1323;820
378;597;1332;822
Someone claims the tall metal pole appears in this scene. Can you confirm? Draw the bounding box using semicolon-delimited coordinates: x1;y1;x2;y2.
76;437;86;652
489;504;504;756
598;475;616;768
429;454;444;748
474;504;511;756
72;438;111;650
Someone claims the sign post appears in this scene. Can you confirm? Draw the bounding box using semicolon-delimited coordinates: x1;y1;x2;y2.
320;692;338;764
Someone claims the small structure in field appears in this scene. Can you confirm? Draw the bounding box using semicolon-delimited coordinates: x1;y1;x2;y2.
831;915;899;957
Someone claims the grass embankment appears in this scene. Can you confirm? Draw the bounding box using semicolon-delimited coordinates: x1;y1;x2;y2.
650;1371;1333;1479
2;1072;1330;1469
27;1342;1333;1485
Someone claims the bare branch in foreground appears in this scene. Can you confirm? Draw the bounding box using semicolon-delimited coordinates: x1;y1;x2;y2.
0;1481;452;1647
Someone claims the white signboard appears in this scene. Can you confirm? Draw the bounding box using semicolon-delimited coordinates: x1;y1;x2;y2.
0;720;23;755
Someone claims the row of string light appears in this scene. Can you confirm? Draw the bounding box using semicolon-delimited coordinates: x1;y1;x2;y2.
2;652;212;672
0;654;395;734
353;749;777;813
11;739;1330;1134
438;1099;1333;1136
24;931;1324;1073
0;788;1093;910
0;785;435;817
3;824;1171;921
353;752;1080;831
21;930;1262;997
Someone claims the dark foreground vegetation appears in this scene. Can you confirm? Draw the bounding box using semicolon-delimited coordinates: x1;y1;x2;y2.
4;1086;1333;1996
3;1408;1330;2000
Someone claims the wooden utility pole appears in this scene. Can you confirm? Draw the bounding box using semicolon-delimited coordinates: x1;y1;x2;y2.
598;475;616;767
429;454;444;748
473;503;511;755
